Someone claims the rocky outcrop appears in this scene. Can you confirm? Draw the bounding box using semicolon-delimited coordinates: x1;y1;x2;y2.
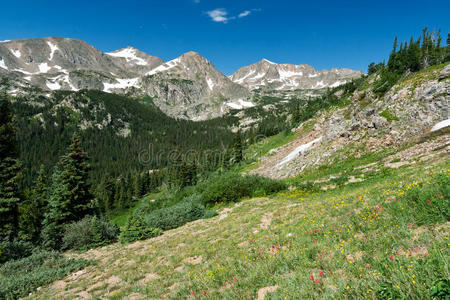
251;64;450;179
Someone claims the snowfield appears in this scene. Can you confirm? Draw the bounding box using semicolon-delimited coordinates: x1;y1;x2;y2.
277;136;322;168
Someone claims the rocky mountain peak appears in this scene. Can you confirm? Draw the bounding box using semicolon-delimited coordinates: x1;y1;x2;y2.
231;60;362;91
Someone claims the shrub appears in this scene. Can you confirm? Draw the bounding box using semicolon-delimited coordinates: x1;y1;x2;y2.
119;215;162;244
199;172;286;205
0;239;34;263
62;215;119;251
203;209;219;219
0;250;92;299
144;194;206;230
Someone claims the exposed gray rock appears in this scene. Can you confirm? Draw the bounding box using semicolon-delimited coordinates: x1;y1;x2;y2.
439;64;450;80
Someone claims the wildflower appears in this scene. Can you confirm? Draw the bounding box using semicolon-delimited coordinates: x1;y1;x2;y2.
203;290;207;295
389;255;395;261
319;271;323;278
365;264;370;269
311;275;315;281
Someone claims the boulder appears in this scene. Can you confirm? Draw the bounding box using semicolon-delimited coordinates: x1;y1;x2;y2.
439;64;450;80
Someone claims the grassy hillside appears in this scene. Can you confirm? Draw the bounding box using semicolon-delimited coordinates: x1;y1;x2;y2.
27;152;449;299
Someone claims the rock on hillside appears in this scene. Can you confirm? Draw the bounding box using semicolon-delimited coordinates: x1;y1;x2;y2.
251;64;450;179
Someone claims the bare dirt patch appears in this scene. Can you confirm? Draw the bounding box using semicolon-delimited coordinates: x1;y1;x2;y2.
260;213;273;230
183;255;203;265
257;285;278;300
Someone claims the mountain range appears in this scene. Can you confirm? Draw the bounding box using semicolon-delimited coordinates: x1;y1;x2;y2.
0;37;362;120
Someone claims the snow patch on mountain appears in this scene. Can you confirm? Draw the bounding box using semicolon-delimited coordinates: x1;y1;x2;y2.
47;41;59;60
330;80;345;88
38;63;51;73
11;49;21;58
225;99;255;109
206;78;215;90
46;80;61;90
14;68;33;75
0;58;7;70
431;118;450;132
106;47;147;66
262;58;276;64
277;137;322;168
146;58;180;75
103;78;140;92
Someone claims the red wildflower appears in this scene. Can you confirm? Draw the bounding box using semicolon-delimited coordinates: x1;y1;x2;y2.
233;276;237;282
408;226;412;229
203;290;207;295
319;271;323;278
365;264;370;269
389;255;395;261
311;275;315;281
414;249;418;253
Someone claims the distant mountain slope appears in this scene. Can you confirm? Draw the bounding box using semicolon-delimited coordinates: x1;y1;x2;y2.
230;59;363;91
0;37;362;120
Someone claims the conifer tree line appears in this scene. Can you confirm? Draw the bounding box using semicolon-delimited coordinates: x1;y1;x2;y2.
368;28;449;93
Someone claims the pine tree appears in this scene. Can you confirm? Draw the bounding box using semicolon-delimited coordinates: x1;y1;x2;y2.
97;175;115;214
19;165;48;243
232;130;244;164
0;95;22;241
42;135;93;249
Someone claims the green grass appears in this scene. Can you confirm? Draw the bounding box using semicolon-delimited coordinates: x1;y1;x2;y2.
29;157;449;299
0;251;93;299
380;109;400;122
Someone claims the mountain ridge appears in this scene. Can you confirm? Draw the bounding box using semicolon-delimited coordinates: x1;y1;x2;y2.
0;37;363;120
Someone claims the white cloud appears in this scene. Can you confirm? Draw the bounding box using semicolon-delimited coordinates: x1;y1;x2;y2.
194;0;200;3
206;8;260;23
207;8;229;23
238;10;251;18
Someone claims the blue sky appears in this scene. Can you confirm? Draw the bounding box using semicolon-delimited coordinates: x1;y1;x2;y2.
1;0;449;74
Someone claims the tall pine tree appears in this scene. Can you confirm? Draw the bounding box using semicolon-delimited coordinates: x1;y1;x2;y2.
42;135;93;249
0;95;22;241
